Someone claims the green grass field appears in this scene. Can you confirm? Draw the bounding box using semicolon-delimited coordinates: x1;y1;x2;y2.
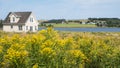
41;23;96;28
54;24;96;28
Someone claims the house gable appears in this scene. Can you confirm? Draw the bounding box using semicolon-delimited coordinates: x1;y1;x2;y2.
25;13;39;32
26;13;38;24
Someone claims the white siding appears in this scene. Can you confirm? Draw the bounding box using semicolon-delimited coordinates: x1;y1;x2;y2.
3;25;25;32
25;13;39;32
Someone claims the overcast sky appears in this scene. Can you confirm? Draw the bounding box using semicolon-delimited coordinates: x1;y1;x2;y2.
0;0;120;20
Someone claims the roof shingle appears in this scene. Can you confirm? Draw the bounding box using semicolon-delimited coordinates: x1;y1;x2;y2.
4;12;32;24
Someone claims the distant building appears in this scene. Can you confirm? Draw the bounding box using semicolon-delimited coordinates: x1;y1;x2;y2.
3;12;38;32
79;19;89;24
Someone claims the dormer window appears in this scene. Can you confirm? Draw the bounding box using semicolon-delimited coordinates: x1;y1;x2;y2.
10;17;15;23
10;16;16;23
13;17;15;22
30;17;33;22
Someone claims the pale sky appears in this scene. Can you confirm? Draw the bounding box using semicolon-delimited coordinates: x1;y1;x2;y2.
0;0;120;20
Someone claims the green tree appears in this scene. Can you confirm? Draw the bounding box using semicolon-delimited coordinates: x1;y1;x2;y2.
0;19;3;28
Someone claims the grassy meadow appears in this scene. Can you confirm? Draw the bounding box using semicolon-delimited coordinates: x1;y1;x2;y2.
40;23;96;28
0;28;120;68
54;24;96;28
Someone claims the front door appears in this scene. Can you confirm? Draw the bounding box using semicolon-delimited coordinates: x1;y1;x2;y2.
30;26;33;31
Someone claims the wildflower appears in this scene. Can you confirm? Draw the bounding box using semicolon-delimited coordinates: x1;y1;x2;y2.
0;46;3;53
41;47;54;55
39;29;46;34
32;63;39;68
41;40;54;48
69;50;86;60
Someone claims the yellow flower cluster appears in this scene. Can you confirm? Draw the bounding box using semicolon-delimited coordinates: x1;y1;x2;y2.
40;47;56;56
69;50;86;59
0;27;120;68
5;48;28;60
0;46;3;53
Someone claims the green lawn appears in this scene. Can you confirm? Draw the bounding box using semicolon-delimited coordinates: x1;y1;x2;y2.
54;24;96;28
41;23;97;28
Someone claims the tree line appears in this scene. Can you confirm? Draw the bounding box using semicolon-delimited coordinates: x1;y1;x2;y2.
41;19;66;24
88;18;120;27
0;19;3;28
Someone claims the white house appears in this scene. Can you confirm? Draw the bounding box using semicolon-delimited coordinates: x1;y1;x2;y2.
3;12;39;32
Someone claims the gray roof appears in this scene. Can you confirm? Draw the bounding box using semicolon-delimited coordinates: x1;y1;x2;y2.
4;12;32;25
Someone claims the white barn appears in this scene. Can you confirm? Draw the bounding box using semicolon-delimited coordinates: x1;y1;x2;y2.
3;12;38;32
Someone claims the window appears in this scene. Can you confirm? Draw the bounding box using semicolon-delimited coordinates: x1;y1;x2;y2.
26;26;28;30
11;25;13;29
18;25;22;30
35;26;37;30
30;17;33;22
13;17;15;22
30;26;33;31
